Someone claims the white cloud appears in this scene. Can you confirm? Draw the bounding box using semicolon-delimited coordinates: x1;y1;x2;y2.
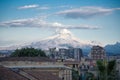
18;4;39;9
0;18;46;27
51;22;99;29
66;24;99;29
56;6;120;19
58;5;73;8
51;22;63;27
37;6;50;10
0;18;99;30
112;8;120;10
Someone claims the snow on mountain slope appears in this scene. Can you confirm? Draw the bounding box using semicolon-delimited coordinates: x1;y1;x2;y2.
29;29;102;49
0;29;102;50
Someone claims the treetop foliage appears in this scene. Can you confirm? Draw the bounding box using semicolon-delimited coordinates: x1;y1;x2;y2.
10;47;46;57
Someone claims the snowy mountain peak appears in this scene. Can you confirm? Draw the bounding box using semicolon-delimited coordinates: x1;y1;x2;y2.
58;29;71;35
32;29;102;49
0;29;103;50
45;29;74;40
56;29;73;39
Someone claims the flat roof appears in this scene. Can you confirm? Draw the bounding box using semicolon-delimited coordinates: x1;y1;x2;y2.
5;65;72;69
0;57;56;62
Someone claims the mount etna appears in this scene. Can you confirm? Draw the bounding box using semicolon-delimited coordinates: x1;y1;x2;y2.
0;29;119;55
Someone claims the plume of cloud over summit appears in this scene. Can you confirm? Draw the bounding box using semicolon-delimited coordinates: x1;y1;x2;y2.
56;6;120;19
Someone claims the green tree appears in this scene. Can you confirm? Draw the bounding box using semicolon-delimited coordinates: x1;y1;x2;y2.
96;60;117;80
96;60;106;80
10;47;46;57
86;72;96;80
72;69;79;80
107;60;117;80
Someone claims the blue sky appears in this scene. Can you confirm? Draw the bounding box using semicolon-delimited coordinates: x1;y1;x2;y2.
0;0;120;47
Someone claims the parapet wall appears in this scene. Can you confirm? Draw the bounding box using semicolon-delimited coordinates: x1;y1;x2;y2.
0;61;63;67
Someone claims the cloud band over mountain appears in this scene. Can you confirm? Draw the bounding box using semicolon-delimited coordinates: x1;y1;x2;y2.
56;6;120;19
0;18;99;30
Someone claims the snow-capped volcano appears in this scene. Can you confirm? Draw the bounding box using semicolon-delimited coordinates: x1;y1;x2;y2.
0;29;102;50
29;29;102;49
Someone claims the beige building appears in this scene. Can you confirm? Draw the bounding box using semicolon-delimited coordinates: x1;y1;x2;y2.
0;57;72;80
63;60;80;71
89;46;106;60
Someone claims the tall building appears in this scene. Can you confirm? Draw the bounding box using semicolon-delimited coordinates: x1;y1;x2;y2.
89;46;106;60
73;48;83;61
59;48;68;59
49;48;68;60
49;48;83;61
68;48;83;61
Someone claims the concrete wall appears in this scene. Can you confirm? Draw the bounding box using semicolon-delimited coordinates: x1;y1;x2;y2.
0;61;62;67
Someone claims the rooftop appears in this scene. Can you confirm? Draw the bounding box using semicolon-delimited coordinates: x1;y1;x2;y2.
6;65;71;70
63;61;80;64
0;66;28;80
0;57;56;62
23;70;62;80
0;66;62;80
